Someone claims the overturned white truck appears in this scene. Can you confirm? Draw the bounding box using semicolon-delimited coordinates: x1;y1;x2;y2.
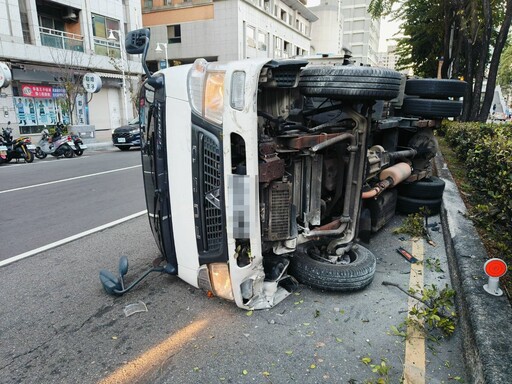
100;29;466;309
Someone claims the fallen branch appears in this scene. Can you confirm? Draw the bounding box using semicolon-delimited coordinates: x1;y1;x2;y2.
381;281;434;310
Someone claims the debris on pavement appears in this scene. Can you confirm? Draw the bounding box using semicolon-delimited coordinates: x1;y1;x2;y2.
123;301;148;317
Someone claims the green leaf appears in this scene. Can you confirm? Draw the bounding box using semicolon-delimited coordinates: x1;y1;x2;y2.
242;369;248;375
361;356;372;365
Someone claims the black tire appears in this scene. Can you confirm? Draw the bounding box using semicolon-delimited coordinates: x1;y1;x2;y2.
64;146;74;158
75;149;83;156
290;242;376;291
299;66;402;101
405;78;467;98
402;98;463;118
397;177;446;199
396;195;442;215
35;148;47;159
24;150;34;163
117;146;131;151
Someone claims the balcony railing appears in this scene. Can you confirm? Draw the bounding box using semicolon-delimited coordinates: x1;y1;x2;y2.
39;27;84;52
93;38;121;58
143;0;211;11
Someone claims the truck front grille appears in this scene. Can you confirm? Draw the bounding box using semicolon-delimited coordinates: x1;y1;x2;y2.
202;135;223;252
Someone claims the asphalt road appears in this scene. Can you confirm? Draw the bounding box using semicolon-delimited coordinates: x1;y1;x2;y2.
0;150;146;260
0;147;469;383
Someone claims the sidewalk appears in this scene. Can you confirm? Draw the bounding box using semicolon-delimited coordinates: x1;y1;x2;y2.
434;154;512;384
86;129;115;151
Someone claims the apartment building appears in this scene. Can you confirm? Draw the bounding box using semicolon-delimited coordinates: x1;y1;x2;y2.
308;0;343;56
340;0;380;66
0;0;142;137
141;0;317;71
306;0;380;65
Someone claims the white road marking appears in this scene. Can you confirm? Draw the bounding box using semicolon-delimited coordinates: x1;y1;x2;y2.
0;210;147;268
0;165;141;194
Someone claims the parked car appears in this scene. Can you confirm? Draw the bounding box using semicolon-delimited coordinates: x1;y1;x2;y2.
112;117;140;151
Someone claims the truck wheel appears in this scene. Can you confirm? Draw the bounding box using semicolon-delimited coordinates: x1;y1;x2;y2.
402;98;463;118
405;79;467;98
290;242;376;291
397;176;446;199
396;195;442;215
298;66;402;101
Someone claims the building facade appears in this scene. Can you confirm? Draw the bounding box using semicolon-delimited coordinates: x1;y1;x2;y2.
340;0;380;66
0;0;142;137
308;0;343;56
141;0;317;71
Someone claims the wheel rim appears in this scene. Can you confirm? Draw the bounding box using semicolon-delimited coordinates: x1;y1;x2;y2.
64;147;74;158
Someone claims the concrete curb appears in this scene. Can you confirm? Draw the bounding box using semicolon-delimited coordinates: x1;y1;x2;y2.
434;153;512;384
84;141;115;151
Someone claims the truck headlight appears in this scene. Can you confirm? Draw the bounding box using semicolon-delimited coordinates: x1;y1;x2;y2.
187;59;225;125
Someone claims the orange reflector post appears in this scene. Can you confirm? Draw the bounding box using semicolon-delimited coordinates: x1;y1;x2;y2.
483;258;508;296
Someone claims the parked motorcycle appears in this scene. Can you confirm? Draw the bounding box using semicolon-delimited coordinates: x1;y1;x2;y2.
35;124;75;159
0;141;7;164
0;121;35;163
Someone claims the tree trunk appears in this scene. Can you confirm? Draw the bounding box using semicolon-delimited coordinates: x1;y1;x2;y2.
469;0;492;120
478;0;512;122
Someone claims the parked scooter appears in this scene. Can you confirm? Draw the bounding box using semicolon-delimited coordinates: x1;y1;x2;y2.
0;121;35;163
35;123;75;159
70;132;87;156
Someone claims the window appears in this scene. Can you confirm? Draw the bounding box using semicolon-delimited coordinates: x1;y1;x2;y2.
258;31;267;51
92;14;120;39
246;25;256;48
144;0;153;8
274;36;282;58
167;25;181;44
283;41;290;57
19;0;31;44
92;14;121;57
280;10;287;23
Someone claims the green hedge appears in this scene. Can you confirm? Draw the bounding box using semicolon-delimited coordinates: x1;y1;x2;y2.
441;121;512;251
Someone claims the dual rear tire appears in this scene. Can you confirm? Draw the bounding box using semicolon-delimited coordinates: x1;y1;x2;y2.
396;176;446;215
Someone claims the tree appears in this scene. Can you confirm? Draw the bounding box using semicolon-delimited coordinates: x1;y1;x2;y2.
49;48;94;125
369;0;512;122
497;42;512;99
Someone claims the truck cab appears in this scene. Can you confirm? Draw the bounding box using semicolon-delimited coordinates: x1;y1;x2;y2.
103;29;466;309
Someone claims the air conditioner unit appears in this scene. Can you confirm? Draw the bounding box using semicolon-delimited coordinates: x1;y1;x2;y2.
63;8;78;22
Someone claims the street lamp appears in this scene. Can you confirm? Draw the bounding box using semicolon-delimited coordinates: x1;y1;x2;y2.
155;42;168;69
108;29;129;125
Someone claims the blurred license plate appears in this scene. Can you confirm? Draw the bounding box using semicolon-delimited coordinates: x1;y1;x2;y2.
118;138;126;143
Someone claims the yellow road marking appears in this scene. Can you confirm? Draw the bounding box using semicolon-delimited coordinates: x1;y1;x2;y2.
99;319;208;384
403;239;426;384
